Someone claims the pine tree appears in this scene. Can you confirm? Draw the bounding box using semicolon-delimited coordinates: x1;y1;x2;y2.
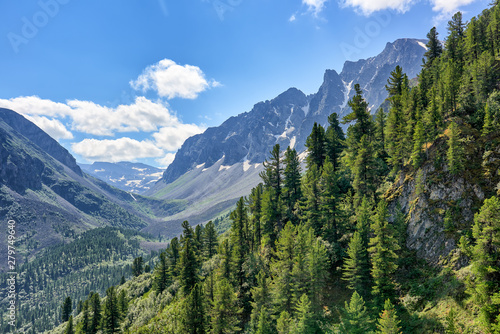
411;120;425;168
369;201;400;306
352;134;377;202
102;286;120;334
325;112;345;171
89;293;101;334
64;316;74;334
179;237;199;294
305;122;326;169
184;283;206;334
61;296;72;322
210;278;241;334
294;294;317;334
447;121;464;175
376;299;401;334
340;291;373;334
204;221;218;259
276;310;292;334
167;237;180;276
283;147;303;225
260;144;284;237
307;234;330;312
343;231;370;296
301;165;322;235
255;307;273;334
250;270;271;331
424;27;443;68
470;196;500;330
131;256;143;277
117;289;128;321
271;222;296;316
220;239;232;281
153;251;169;294
230;197;250;287
249;184;264;249
81;300;90;334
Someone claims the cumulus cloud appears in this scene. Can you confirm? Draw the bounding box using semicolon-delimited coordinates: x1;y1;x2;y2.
303;0;329;14
156;153;177;168
25;116;74;140
153;124;204;151
130;59;220;99
0;95;194;137
72;138;164;163
339;0;414;15
340;0;479;15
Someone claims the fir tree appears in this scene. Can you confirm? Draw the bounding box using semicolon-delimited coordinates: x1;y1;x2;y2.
117;289;128;321
131;256;143;277
340;291;373;334
184;283;206;334
64;316;74;334
424;27;443;68
255;307;273;334
249;184;264;249
305;122;326;169
352;135;377;202
343;231;370;296
204;221;218;259
470;196;500;330
250;270;271;331
61;296;72;322
447;121;464;175
294;294;317;334
89;293;101;334
283;147;303;225
369;201;400;306
153;251;169;294
325;112;345;171
179;237;199;294
376;299;401;334
276;311;292;334
211;278;241;334
81;300;90;334
102;286;120;334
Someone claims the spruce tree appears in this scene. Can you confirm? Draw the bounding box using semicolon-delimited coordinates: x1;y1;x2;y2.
81;300;90;334
102;286;120;334
369;201;400;306
179;237;199;294
376;299;401;334
305;122;326;169
276;311;292;334
260;144;284;237
89;293;101;334
250;270;271;331
424;27;443;68
325;112;345;171
131;256;143;277
153;251;169;294
255;307;273;334
343;231;370;296
447;121;464;175
204;221;218;259
211;278;241;334
294;294;317;334
249;184;264;249
64;316;74;334
61;296;72;322
352;135;377;202
283;147;303;225
301;165;322;235
470;196;500;330
167;237;180;276
340;291;373;334
117;289;128;321
184;283;206;334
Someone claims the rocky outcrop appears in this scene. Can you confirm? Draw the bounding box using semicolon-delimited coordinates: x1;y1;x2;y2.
0;108;82;176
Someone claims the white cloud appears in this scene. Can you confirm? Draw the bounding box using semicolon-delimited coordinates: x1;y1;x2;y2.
130;59;220;99
72;138;164;163
289;14;297;22
25;116;74;140
0;96;187;137
153;124;204;151
303;0;328;14
430;0;476;14
340;0;478;15
339;0;414;15
156;153;177;168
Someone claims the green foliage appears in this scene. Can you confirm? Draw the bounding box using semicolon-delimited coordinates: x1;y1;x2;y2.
102;286;120;334
306;122;327;169
132;256;144;277
446;121;464;175
343;231;370;296
210;278;241;334
61;296;72;322
340;291;374;334
64;316;74;334
376;299;401;334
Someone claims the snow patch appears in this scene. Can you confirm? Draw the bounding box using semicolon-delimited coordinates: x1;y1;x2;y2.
132;167;147;172
243;160;251;172
219;165;231;171
302;104;310;116
417;41;428;50
340;80;353;109
196;163;205;169
225;132;237;141
130;193;137;201
94;169;105;173
298;151;308;161
290;136;296;149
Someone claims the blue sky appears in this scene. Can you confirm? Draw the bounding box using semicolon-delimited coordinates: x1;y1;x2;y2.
0;0;490;167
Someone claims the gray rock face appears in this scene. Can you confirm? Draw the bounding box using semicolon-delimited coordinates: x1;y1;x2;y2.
0;108;82;176
160;38;427;185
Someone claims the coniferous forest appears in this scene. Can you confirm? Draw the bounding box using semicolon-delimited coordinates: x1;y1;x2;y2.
37;2;500;333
